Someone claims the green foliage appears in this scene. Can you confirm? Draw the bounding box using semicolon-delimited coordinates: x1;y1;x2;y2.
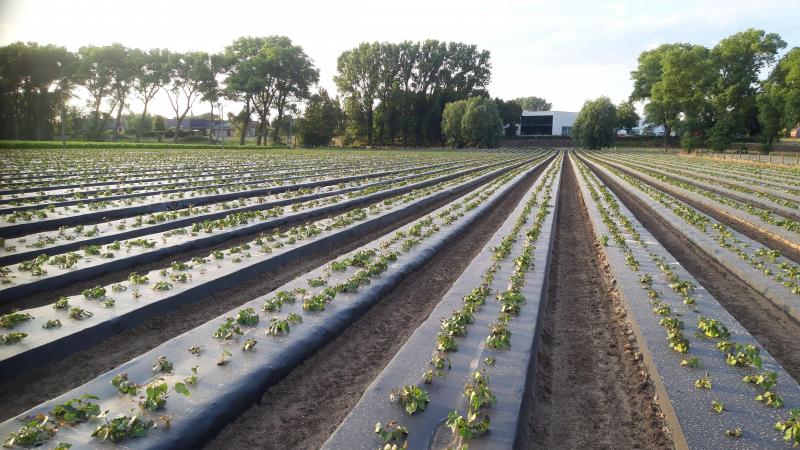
774;409;800;447
390;385;430;415
51;394;101;424
0;311;34;328
512;96;551;111
92;414;154;442
616;101;640;133
572;96;617;149
4;416;57;447
297;88;343;146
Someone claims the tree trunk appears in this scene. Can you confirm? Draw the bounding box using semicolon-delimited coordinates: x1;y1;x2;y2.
272;106;284;146
136;101;149;143
208;103;215;143
113;96;124;141
60;89;67;148
239;98;250;146
366;104;373;146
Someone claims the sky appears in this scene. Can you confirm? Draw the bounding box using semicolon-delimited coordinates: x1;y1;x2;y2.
1;0;798;118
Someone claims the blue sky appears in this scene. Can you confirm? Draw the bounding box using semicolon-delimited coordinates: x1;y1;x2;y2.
1;0;797;116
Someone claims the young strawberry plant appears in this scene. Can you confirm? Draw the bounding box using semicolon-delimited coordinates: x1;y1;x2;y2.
91;413;154;443
50;394;101;424
4;415;57;447
0;332;27;344
774;409;800;447
111;373;138;395
0;311;34;328
152;355;174;373
390;385;430;415
82;285;106;299
212;317;243;340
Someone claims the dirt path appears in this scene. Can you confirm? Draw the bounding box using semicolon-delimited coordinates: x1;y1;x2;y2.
0;161;545;422
202;161;550;450
590;160;800;383
527;157;672;450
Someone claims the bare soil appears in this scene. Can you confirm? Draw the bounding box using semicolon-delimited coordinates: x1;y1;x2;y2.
590;160;800;383
0;163;536;422
527;157;673;450
202;161;549;450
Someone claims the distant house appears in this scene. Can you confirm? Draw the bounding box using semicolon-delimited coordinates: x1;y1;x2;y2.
517;110;578;136
164;118;257;139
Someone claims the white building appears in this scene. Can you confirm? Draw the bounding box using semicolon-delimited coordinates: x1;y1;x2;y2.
518;110;578;136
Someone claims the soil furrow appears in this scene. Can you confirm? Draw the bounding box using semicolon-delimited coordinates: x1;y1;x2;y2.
588;159;800;383
527;157;672;450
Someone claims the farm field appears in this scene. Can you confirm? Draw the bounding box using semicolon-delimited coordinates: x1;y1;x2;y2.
0;147;799;450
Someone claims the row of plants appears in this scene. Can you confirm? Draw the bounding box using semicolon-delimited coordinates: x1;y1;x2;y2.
609;152;800;197
0;152;547;448
0;159;521;294
587;153;800;236
374;157;561;449
596;153;800;212
582;154;800;297
0;161;472;258
574;155;799;447
0;157;545;358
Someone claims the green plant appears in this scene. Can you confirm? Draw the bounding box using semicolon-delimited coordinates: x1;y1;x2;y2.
235;307;259;326
374;421;408;446
42;319;62;329
446;410;490;440
152;355;173;374
390;385;430;415
54;297;69;310
184;366;199;385
68;307;93;320
743;370;777;390
697;316;730;339
217;349;232;366
91;413;154;442
141;381;169;411
774;409;800;447
111;373;137;395
755;390;784;409
0;311;34;328
242;338;257;351
128;272;149;284
695;373;712;389
464;371;496;412
4;415;57;447
725;427;742;438
0;332;27;344
213;317;243;340
51;394;101;424
82;285;106;299
711;400;724;413
485;322;511;349
153;280;172;291
680;357;701;368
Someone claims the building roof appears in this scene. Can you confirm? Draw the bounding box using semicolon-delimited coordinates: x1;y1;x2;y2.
521;110;578;116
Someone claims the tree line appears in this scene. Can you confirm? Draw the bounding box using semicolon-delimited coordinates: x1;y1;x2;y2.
573;28;798;151
0;38;552;148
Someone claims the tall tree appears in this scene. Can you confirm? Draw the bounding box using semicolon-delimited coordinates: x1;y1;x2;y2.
711;29;786;136
495;98;522;135
104;43;137;141
130;48;171;142
78;44;121;139
296;88;343;146
335;42;382;146
270;39;319;145
512;96;551;111
758;47;800;149
572;96;617;149
165;51;217;143
615;101;640;133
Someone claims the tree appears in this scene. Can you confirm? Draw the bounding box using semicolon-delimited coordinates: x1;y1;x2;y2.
335;42;382;146
130;48;171;142
758;47;800;149
164;51;217;143
296;88;343;146
103;44;138;141
512;96;551;111
78;44;123;139
572;96;617;149
495;98;522;135
705;110;737;152
711;29;786;137
441;99;467;148
270;39;319;145
615;101;639;133
442;97;502;148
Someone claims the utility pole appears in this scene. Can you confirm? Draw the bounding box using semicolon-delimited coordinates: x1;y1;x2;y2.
218;103;224;149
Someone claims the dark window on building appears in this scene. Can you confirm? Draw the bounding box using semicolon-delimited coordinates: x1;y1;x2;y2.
561;126;572;136
520;115;553;135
